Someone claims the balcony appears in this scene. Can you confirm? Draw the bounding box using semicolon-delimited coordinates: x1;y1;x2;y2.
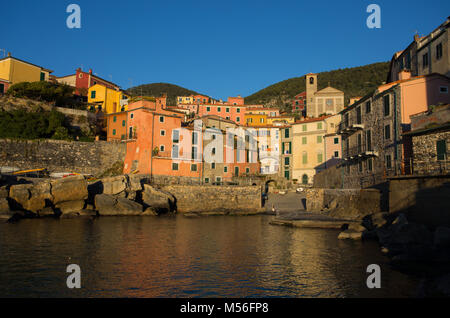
338;114;364;136
342;144;378;161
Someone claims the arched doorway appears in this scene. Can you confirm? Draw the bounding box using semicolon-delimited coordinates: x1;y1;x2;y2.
302;174;309;185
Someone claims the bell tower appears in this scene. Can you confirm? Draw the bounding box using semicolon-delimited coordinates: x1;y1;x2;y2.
306;73;317;117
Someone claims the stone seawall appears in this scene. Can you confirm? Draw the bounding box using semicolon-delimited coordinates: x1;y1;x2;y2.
161;185;262;214
305;188;382;220
389;174;450;229
0;139;126;176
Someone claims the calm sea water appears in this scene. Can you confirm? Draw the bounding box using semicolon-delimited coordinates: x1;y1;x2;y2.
0;216;420;298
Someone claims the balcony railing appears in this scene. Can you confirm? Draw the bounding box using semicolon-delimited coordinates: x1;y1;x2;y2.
338;114;364;135
343;143;378;160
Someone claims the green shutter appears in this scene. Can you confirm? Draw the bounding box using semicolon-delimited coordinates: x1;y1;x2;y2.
437;140;447;160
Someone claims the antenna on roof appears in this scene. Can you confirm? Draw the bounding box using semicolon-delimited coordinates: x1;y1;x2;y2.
0;49;5;58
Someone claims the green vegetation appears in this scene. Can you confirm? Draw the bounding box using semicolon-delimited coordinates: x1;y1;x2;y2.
6;81;85;109
245;62;390;112
126;82;205;106
0;108;91;141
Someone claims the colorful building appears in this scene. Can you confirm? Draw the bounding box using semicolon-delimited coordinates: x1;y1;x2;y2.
227;96;245;106
305;73;345;118
292;91;306;112
292;116;331;185
56;68;120;97
88;84;130;114
0;53;53;85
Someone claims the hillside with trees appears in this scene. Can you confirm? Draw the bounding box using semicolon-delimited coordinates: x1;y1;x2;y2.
126;83;205;106
245;62;390;112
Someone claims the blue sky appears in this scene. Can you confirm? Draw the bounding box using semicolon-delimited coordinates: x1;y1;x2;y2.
1;0;449;100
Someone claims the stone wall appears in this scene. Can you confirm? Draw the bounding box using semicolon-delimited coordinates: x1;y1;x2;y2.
160;185;262;213
389;175;450;228
0;139;126;176
305;188;382;220
313;165;343;188
412;131;450;175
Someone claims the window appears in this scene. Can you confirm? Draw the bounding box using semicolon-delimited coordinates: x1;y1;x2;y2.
191;147;197;160
130;113;134;119
368;158;373;171
91;91;96;99
173;130;179;143
40;72;45;81
129;127;133;138
217;107;221;112
334;137;339;144
317;136;322;143
284;170;290;180
211;162;216;169
226;108;230;113
284;157;290;166
212;148;216;155
317;153;323;163
160;130;165;136
302;136;307;145
366;130;372;151
317;122;323;130
423;52;429;68
384;124;391;140
160;145;165;152
437;140;447;161
302;124;307;132
159;116;164;123
192;132;198;145
366;101;371;114
383;95;390;116
237;108;240;113
172;163;179;171
191;164;197;172
334;151;339;158
112;129;116;136
302;151;308;164
309;77;314;84
284;129;289;138
204;178;209;184
234;167;239;177
206;107;210;112
122;120;126;127
440;86;448;94
236;117;240;122
260;118;264;123
246;167;250;174
224;166;228;173
385;154;392;169
356;106;362;124
113;116;117;123
358;161;363;172
436;42;443;60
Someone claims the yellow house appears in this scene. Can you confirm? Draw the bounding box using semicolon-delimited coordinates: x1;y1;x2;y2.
177;96;194;105
292;115;331;185
244;113;268;126
88;84;130;114
0;54;53;85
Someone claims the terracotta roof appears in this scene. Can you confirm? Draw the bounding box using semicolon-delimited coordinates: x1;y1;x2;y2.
292;115;331;124
0;55;53;73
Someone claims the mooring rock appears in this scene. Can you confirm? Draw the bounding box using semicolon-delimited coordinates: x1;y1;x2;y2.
142;207;158;216
38;207;56;217
377;215;433;248
434;226;450;248
127;175;144;192
348;223;367;232
142;184;175;211
338;230;363;240
55;200;86;215
95;194;143;216
51;175;88;204
362;212;389;231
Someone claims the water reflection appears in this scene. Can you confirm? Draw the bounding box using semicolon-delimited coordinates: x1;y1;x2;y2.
0;216;420;297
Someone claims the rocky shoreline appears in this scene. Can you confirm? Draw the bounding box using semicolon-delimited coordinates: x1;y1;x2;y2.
0;174;182;221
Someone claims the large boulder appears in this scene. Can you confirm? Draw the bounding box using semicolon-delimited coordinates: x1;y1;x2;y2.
142;184;176;211
9;182;51;212
338;230;363;240
100;175;127;195
55;200;86;215
51;175;88;204
95;194;143;216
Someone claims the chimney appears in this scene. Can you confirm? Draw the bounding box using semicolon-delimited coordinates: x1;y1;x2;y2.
7;52;11;57
398;70;411;81
89;69;93;74
414;34;419;42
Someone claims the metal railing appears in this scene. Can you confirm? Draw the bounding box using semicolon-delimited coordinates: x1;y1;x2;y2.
343;143;375;159
338;113;363;133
